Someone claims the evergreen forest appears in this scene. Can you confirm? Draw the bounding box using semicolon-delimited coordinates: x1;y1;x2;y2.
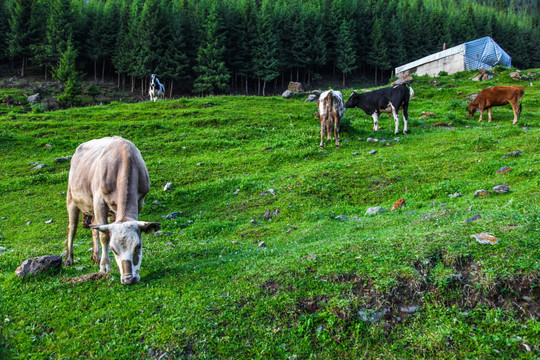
1;0;540;96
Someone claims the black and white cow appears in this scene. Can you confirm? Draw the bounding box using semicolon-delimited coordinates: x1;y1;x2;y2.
149;74;165;102
345;85;414;134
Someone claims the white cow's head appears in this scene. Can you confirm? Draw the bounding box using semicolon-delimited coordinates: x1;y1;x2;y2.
92;221;161;284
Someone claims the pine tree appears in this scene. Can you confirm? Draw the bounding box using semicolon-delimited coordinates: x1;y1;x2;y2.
54;39;82;107
193;6;231;95
367;17;391;85
7;0;38;77
252;2;280;96
44;0;75;74
336;20;356;87
0;0;9;63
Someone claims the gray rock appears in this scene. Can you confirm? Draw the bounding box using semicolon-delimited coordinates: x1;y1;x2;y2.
366;138;378;142
406;211;417;215
164;211;182;220
54;156;70;163
466;215;482;223
27;93;41;103
258;241;266;248
76;267;84;271
448;192;462;198
0;246;6;253
474;189;491;198
272;209;280;217
263;209;271;220
282;90;294;99
163;182;172;191
251;219;263;226
503;150;521;158
492;185;510;194
523;127;530;131
399;305;420;313
33;163;46;170
267;189;276;196
358;307;389;323
15;255;62;277
304;94;318;102
368;150;377;155
234;189;240;195
352;152;359;155
422;214;432;219
336;215;348;221
45;219;53;224
365;206;383;216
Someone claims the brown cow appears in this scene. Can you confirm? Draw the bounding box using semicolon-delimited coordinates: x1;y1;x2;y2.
313;90;346;148
467;85;524;124
66;136;161;284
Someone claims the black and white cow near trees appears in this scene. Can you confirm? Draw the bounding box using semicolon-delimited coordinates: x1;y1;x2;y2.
65;136;161;285
149;74;165;102
313;90;346;148
345;85;414;134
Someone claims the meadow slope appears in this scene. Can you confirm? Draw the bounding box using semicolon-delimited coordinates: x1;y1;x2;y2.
0;69;539;359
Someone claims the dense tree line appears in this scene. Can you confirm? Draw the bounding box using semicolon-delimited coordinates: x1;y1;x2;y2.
1;0;539;95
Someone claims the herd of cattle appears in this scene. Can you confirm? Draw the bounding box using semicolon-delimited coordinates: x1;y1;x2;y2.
314;83;524;148
62;78;525;285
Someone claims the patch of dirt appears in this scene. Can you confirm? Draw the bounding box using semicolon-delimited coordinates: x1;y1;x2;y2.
298;295;329;314
260;279;281;295
60;272;110;284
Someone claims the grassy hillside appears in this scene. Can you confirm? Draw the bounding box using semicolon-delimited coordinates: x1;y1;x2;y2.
0;68;538;359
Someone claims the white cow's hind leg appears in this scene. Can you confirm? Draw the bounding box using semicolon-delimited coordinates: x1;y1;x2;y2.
372;112;380;131
391;104;400;134
65;199;80;266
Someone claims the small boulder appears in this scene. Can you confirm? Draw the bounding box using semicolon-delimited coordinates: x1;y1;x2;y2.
54;156;70;163
474;189;491;198
33;163;46;170
258;241;266;248
335;215;348;221
365;206;383;216
492;185;510;194
164;211;182;220
15;255;62;277
281;90;294;99
27;93;41;103
471;233;499;244
287;82;304;93
448;192;462;198
368;150;377;155
163;182;172;191
304;94;318;103
391;198;405;211
366;138;378;143
502;150;521;158
466;215;482;223
496;166;511;175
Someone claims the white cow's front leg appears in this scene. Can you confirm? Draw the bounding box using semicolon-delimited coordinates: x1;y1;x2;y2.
372;112;380;131
99;232;111;273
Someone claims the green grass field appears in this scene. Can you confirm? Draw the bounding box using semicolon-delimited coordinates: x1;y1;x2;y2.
0;69;539;359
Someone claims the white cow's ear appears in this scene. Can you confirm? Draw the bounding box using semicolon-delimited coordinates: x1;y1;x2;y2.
91;224;111;233
138;222;161;234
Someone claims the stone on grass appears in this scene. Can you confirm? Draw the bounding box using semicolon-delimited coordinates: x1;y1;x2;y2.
466;215;482;223
352;152;359;155
448;192;462;198
304;94;318;103
471;233;499;244
399;305;420;313
54;156;70;163
474;189;491;198
164;211;182;220
496;166;511;175
45;219;53;224
15;255;62;277
163;182;172;191
263;209;271;220
251;219;263;226
0;246;6;253
336;215;348;221
368;150;377;155
366;138;378;143
365;206;383;216
27;93;41;103
33;163;46;170
234;189;240;195
267;189;276;196
492;185;510;194
358;307;389;323
391;198;405;211
258;241;266;248
502;150;521;158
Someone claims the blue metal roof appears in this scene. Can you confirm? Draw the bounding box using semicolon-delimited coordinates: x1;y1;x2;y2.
464;37;511;70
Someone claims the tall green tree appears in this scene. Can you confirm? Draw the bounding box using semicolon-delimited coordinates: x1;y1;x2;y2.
252;2;280;96
54;39;82;106
44;0;75;75
193;6;230;95
336;20;356;87
0;0;9;64
367;17;391;85
7;0;38;77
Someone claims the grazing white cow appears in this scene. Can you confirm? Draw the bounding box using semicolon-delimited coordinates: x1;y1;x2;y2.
313;90;346;148
65;136;161;284
149;74;165;102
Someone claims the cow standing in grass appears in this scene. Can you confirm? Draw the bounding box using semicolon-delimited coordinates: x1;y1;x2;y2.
345;85;414;134
65;136;161;284
313;90;346;149
467;85;524;124
149;74;165;102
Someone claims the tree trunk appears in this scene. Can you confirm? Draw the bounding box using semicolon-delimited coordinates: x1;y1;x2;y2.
342;72;346;88
21;56;26;78
262;80;266;96
44;65;48;81
245;76;248;95
169;79;174;98
94;60;97;82
131;75;134;93
117;73;120;88
101;60;105;83
374;67;378;86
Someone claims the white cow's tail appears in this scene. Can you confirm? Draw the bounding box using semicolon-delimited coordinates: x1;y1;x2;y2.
408;85;414;100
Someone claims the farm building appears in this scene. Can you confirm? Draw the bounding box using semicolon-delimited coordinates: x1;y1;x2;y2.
395;37;511;77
